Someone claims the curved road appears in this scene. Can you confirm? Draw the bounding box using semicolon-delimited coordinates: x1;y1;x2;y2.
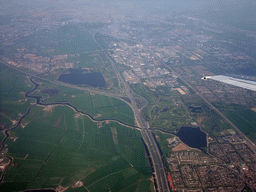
93;32;170;192
0;33;170;191
148;48;256;156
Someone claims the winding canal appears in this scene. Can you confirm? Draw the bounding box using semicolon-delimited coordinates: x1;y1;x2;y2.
0;74;147;183
1;76;142;151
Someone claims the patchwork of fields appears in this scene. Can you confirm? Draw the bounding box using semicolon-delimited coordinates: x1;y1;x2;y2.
0;65;152;191
224;109;256;141
43;88;135;125
4;107;151;191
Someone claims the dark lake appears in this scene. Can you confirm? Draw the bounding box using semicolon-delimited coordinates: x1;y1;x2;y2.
176;127;207;149
58;72;106;88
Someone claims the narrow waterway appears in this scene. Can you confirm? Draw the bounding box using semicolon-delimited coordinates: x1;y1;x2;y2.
1;76;140;151
0;73;155;189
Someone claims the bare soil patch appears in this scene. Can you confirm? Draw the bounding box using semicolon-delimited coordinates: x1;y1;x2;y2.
172;143;190;152
54;115;62;128
72;181;83;188
74;113;81;119
172;88;186;95
56;185;68;192
43;105;55;113
251;108;256;112
111;127;118;145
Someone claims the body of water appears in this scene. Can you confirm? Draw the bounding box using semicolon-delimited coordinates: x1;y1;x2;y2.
176;127;207;149
58;72;106;88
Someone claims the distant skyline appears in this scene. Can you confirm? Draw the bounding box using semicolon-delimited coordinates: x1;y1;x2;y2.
2;0;256;32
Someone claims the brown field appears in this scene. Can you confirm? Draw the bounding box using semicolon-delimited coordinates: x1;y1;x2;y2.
111;127;117;135
197;116;207;124
251;108;256;112
54;115;62;127
74;113;81;119
43;105;55;113
172;142;190;152
111;127;118;145
172;88;186;95
72;181;83;188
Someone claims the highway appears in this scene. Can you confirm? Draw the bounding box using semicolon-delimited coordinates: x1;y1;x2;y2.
1;38;170;191
181;77;256;154
147;51;256;155
0;58;146;109
93;33;170;192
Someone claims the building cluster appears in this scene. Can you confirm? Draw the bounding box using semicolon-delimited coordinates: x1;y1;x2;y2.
164;124;256;191
166;150;246;191
2;52;74;73
1;4;256;191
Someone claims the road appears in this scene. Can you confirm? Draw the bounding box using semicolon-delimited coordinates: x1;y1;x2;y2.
147;51;256;155
1;39;170;191
181;77;256;154
0;58;146;109
93;32;170;192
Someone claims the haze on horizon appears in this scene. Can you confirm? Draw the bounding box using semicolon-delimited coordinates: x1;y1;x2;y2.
1;0;256;32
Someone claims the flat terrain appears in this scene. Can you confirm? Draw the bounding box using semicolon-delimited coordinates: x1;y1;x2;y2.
0;65;152;191
224;109;256;141
172;143;190;152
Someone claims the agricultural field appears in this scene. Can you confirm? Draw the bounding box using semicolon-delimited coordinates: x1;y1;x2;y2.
0;64;152;191
224;109;256;141
148;97;191;131
153;131;174;156
0;65;34;123
39;84;135;125
3;106;152;191
130;83;191;131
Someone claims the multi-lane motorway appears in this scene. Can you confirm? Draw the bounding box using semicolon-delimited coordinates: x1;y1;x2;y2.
93;33;170;192
1;34;170;191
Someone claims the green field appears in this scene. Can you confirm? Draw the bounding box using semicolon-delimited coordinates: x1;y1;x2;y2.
130;83;191;131
153;131;174;156
3;106;151;191
224;109;256;141
16;23;101;57
41;87;135;125
0;65;33;122
0;64;152;191
148;97;190;131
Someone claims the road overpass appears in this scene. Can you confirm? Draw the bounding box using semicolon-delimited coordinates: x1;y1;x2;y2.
93;32;170;192
0;37;170;191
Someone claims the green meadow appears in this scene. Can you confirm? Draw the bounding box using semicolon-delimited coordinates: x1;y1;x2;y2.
3;106;152;191
0;65;33;121
0;64;152;191
224;109;256;141
42;86;135;125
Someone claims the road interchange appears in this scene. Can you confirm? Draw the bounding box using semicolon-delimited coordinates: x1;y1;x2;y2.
0;36;170;191
93;32;170;192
